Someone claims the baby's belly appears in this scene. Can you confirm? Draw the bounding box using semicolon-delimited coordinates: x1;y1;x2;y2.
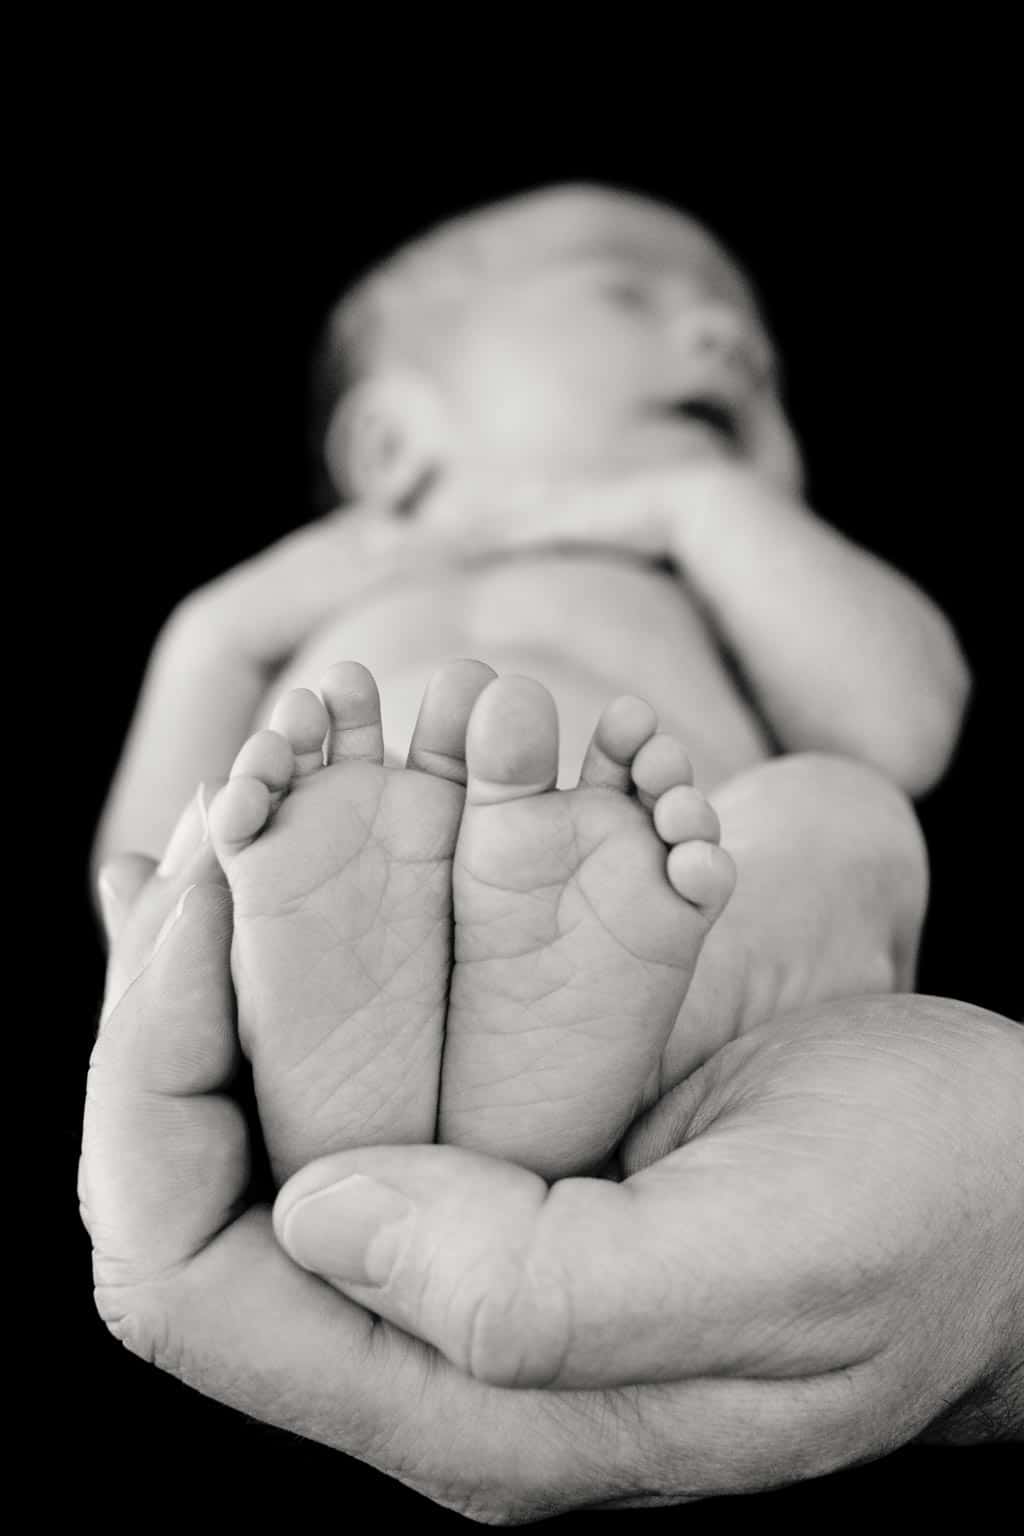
267;553;772;791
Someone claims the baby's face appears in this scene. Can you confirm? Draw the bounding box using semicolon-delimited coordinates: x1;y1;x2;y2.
434;200;797;489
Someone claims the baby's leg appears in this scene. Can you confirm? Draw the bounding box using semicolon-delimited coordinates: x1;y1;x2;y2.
653;752;929;1093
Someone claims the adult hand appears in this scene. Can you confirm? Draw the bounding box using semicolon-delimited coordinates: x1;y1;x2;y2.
83;819;1023;1524
274;994;1024;1506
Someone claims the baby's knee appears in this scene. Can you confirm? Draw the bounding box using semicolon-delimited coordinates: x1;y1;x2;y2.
784;752;930;983
788;749;926;879
714;751;929;968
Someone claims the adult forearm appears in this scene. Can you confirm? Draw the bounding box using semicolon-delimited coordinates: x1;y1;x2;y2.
668;468;971;794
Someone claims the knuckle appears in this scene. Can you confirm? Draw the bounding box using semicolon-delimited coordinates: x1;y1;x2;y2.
92;1279;176;1372
466;1249;572;1390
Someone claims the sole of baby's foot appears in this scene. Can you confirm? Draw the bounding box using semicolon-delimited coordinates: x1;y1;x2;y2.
440;676;735;1182
209;658;496;1185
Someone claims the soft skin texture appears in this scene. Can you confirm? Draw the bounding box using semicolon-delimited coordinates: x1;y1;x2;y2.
89;191;962;1161
210;662;734;1185
94;185;970;873
83;833;1024;1525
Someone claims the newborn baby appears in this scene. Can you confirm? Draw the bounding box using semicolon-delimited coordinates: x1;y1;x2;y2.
97;184;970;1185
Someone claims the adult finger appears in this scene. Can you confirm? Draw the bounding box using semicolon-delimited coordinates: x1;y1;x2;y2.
81;874;682;1521
125;1205;911;1520
99;781;225;1018
84;876;242;1280
84;782;236;1283
96;853;157;945
271;1114;877;1392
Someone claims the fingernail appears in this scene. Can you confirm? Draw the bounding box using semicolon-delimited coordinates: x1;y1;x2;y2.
157;787;206;877
196;782;211;843
281;1175;414;1286
152;883;197;956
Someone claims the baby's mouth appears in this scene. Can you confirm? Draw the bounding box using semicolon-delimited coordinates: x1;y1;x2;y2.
661;395;743;450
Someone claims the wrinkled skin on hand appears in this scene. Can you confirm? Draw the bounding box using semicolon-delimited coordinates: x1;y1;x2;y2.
82;839;1024;1524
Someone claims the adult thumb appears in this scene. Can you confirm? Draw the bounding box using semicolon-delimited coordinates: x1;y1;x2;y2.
272;1132;860;1392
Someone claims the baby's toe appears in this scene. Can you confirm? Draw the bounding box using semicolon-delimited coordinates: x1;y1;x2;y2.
666;840;736;921
465;675;559;805
214;729;295;863
320;662;385;766
631;734;694;811
578;695;658;793
407;659;497;783
269;688;328;777
209;775;274;864
231;729;295;807
652;784;721;847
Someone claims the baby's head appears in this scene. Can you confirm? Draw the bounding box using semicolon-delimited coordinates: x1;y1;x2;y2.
317;184;803;514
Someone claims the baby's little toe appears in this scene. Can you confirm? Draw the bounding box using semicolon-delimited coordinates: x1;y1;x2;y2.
269;688;328;777
320;662;385;766
666;840;736;920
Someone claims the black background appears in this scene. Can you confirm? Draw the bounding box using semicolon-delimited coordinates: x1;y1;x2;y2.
50;75;1020;1526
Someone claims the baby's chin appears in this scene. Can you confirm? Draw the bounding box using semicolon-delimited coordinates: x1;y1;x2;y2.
569;431;741;485
516;430;736;481
414;423;752;519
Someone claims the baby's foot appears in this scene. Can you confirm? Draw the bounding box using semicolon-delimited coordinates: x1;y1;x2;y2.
441;676;735;1181
209;659;495;1184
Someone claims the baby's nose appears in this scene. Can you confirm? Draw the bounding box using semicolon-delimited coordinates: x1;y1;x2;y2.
671;303;767;377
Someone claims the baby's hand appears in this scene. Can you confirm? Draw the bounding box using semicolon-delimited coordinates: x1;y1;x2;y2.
419;461;778;567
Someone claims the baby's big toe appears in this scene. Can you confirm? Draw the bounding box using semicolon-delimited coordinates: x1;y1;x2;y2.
465;676;560;806
406;659;497;784
320;661;385;766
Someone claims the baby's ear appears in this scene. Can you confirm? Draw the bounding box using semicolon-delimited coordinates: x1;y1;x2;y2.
324;368;454;510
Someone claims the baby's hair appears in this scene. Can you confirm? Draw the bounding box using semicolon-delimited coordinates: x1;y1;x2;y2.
308;182;761;509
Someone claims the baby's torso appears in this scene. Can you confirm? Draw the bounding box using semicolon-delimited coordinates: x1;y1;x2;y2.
268;551;772;790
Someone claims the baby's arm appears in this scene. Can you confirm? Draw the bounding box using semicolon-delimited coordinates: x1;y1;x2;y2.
93;511;448;878
661;462;970;794
434;464;970;796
